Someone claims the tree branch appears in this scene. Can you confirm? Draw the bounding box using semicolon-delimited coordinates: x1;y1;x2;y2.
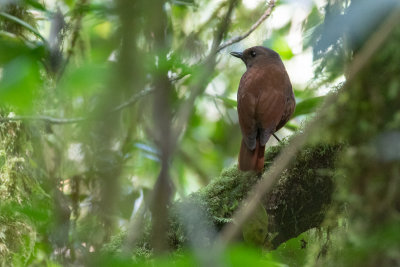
0;88;154;125
0;115;85;124
216;0;276;52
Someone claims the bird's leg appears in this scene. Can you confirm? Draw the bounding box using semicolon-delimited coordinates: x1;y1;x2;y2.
272;133;282;143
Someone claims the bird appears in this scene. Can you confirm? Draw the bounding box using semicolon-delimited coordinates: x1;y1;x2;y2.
231;46;295;172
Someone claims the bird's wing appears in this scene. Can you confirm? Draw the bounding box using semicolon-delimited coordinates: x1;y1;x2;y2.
237;74;258;150
256;89;285;146
276;88;295;131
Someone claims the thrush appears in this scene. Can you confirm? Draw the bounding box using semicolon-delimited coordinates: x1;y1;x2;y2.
231;46;295;172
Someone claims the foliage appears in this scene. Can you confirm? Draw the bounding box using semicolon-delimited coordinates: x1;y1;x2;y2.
308;16;400;267
0;0;399;266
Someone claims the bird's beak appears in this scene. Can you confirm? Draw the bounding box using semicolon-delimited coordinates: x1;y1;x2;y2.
230;51;243;59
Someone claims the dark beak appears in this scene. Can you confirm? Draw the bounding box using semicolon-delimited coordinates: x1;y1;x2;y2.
230;51;243;59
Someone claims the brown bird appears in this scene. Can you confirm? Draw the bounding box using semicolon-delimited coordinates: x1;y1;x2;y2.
231;46;295;172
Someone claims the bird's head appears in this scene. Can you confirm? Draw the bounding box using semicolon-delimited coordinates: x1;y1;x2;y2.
230;46;281;69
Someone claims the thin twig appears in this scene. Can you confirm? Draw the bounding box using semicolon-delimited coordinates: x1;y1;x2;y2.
0;88;154;124
216;0;276;52
57;0;90;80
216;9;400;246
272;133;281;143
111;87;154;112
169;73;191;82
0;115;86;124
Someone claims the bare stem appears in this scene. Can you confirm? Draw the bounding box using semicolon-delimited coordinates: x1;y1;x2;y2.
217;0;276;52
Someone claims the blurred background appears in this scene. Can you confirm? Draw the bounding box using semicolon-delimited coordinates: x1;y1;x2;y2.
1;0;400;265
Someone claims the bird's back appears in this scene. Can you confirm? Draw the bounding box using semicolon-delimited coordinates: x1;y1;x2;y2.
232;46;296;172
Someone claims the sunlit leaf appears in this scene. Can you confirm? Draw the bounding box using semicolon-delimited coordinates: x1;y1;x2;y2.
284;122;298;131
294;88;315;99
270;36;293;60
303;6;323;37
93;21;112;39
24;0;47;11
263;22;294;61
63;0;76;8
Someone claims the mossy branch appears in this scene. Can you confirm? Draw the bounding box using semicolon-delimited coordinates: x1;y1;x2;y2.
104;142;342;256
171;142;341;249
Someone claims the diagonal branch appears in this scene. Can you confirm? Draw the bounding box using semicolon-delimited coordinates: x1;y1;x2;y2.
217;0;276;52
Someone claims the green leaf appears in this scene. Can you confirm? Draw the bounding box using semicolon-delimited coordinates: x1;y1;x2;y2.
292;96;325;118
293;88;315;99
271;36;294;60
303;5;323;33
266;231;310;267
226;245;284;267
24;0;47;11
0;35;45;64
58;63;110;98
63;0;76;8
284;122;299;131
0;56;41;112
242;203;269;246
263;24;294;60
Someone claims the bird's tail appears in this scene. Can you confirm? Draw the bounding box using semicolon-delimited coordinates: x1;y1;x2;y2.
238;138;265;172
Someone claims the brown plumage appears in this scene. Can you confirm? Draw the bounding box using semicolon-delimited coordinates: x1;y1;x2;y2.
231;46;295;172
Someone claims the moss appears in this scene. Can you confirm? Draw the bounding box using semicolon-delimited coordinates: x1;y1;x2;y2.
264;143;342;246
0;118;52;264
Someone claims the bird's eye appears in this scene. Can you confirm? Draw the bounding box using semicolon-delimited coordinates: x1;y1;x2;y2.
250;51;256;57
